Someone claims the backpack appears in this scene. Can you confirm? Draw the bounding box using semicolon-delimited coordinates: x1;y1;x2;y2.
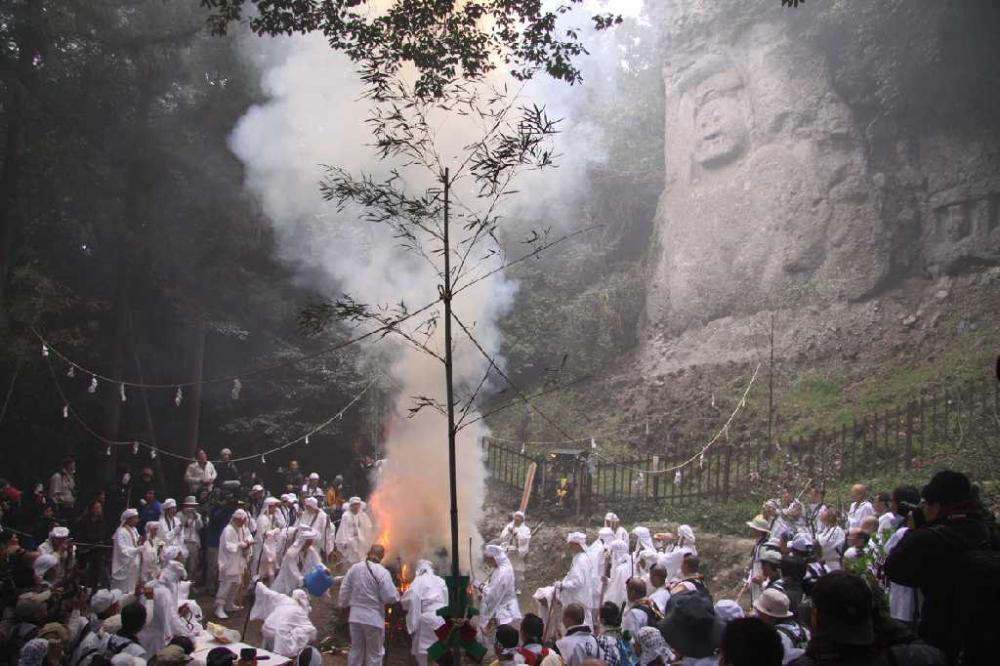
76;634;138;666
631;599;664;628
774;621;809;649
929;523;1000;661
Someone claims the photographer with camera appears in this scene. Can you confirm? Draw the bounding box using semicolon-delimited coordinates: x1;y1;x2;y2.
884;470;999;665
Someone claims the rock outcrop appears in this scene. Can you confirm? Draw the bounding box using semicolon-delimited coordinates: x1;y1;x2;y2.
644;0;1000;361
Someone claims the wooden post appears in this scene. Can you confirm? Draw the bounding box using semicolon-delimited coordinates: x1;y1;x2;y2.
723;445;733;502
905;402;914;469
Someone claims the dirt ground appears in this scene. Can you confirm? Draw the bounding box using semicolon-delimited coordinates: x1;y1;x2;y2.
201;503;756;664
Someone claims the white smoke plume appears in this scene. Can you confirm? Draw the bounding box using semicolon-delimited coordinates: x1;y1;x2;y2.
228;1;643;568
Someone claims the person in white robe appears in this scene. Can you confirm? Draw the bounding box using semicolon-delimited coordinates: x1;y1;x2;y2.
480;544;522;628
631;526;656;578
338;544;400;666
335;497;373;566
603;513;629;543
137;561;190;655
38;526;74;580
587;527;615;613
815;507;846;572
554;532;596;627
272;526;323;595
249;582;318;658
139;522;163;585
215;508;253;619
280;493;298;527
602;539;631;608
252;497;283;583
298;497;336;559
111;509;143;594
156;499;183;551
659;524;697;581
847;484;875;530
400;560;448;666
499;511;531;594
178;497;203;590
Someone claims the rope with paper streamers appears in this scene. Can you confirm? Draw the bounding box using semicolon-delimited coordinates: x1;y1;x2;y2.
31;299;433;393
587;362;761;479
45;357;378;464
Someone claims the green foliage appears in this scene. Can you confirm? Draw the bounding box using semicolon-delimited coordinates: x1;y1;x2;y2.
200;0;622;99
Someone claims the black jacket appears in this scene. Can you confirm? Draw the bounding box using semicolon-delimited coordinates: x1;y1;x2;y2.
883;509;996;664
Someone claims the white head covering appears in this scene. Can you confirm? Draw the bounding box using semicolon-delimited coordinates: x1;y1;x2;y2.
49;526;69;539
120;508;138;524
415;559;435;576
790;533;814;553
182;496;198;507
304;497;319;510
636;626;672;666
677;524;696;544
162;498;177;510
90;589;124;614
221;448;232;456
567;532;587;546
252;484;264;493
264;496;280;507
145;522;160;534
292;588;311;613
605;512;619;524
598;527;614;543
33;554;58;578
160;545;180;563
714;599;745;623
513;511;525;520
348;496;362;505
308;472;320;480
484;544;503;559
232;509;248;522
632;526;654;551
159;560;187;584
281;493;295;503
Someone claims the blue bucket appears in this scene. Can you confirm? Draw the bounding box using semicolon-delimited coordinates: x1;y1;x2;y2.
304;565;334;597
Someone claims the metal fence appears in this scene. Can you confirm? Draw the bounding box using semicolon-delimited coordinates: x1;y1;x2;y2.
485;374;999;508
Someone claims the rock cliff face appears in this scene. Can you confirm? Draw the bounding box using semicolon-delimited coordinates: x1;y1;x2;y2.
643;0;1000;368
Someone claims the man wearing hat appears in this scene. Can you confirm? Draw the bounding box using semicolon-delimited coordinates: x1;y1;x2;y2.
499;511;531;594
554;532;596;627
480;544;522;629
111;509;143;594
272;526;322;596
279;493;298;528
215;509;253;619
335;497;373;567
38;526;74;579
604;513;629;544
69;588;125;665
793;572;945;666
299;497;335;560
753;589;807;664
252;497;283;583
156;499;183;551
179;496;203;590
745;514;772;604
247;485;265;524
660;591;723;663
301;472;324;502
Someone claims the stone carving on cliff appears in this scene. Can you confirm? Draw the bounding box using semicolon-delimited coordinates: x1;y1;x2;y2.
647;21;888;332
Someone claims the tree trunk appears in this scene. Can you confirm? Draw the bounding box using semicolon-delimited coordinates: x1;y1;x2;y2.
184;320;207;460
102;246;130;485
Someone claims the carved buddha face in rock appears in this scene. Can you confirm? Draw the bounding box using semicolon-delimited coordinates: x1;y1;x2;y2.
691;70;748;169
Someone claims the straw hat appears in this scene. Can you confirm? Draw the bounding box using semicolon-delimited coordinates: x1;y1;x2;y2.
746;514;771;533
753;588;794;619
